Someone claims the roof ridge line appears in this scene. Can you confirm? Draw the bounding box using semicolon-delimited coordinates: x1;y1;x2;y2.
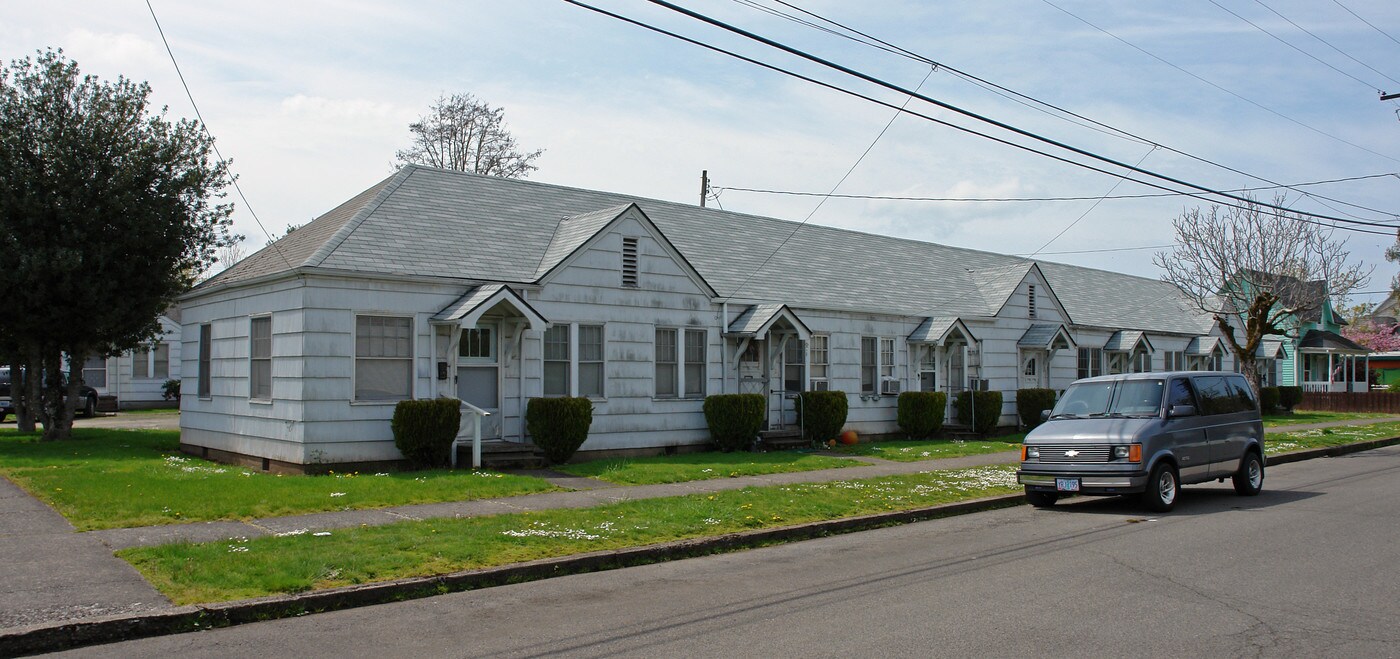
305;166;418;269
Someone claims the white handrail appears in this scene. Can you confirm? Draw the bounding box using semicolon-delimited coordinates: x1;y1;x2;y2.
452;400;492;469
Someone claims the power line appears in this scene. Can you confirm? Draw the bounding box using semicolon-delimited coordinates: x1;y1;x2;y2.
144;0;292;270
1332;0;1400;49
634;0;1399;233
1208;0;1383;91
1252;0;1400;88
1030;146;1157;256
1040;0;1400;165
756;0;1399;219
1014;244;1174;256
713;172;1400;207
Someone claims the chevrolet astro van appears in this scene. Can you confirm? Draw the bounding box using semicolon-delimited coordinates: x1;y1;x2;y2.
1017;371;1265;512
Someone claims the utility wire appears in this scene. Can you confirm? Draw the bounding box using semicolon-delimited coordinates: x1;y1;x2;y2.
721;64;937;302
1331;0;1400;49
713;172;1400;207
1209;0;1383;91
1040;0;1400;165
1252;0;1400;88
1030;146;1157;257
1015;244;1174;256
563;0;1396;235
144;0;292;270
638;0;1399;232
761;0;1398;219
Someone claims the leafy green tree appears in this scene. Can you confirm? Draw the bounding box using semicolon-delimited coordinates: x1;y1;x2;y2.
0;49;235;439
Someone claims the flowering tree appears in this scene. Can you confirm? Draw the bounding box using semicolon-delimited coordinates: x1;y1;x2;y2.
1343;319;1400;353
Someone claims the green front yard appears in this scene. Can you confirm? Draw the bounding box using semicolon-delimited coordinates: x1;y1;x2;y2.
1265;421;1400;454
119;464;1023;604
0;428;556;531
555;451;858;485
833;435;1025;462
1262;411;1395;428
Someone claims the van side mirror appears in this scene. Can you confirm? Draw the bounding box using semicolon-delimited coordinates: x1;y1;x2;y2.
1040;409;1052;422
1168;404;1196;417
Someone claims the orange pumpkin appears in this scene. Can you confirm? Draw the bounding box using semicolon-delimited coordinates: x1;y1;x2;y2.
839;430;859;445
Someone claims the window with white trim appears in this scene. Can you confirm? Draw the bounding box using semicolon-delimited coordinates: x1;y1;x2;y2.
134;343;170;380
783;338;804;393
543;325;570;397
1164;351;1186;371
880;337;897;393
580;325;605;398
655;328;678;398
1132;350;1152;373
355;315;412;401
459;328;495;360
684;329;705;398
919;346;937;391
82;355;107;389
250;316;272;400
861;337;877;393
198;324;211;398
1077;347;1103;380
809;335;829;390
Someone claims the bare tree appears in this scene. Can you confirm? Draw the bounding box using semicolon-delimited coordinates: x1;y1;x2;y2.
1155;196;1369;395
394;93;543;178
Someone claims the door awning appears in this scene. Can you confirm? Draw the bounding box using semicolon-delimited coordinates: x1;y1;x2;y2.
1104;329;1153;353
431;283;548;331
1185;336;1221;356
725;304;811;341
1017;323;1076;351
1255;338;1286;359
1297;329;1369;354
908;316;978;346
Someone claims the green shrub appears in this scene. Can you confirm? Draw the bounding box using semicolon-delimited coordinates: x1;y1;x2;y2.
1259;386;1281;414
798;390;848;443
1016;388;1058;429
1278;386;1303;412
526;397;594;464
955;390;1004;435
161;378;181;402
391;398;462;467
896;391;947;439
703;394;766;452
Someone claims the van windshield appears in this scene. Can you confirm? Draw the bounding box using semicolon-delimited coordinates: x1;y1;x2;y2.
1050;379;1165;418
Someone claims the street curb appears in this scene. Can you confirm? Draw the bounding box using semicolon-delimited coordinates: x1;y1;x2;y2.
4;436;1398;656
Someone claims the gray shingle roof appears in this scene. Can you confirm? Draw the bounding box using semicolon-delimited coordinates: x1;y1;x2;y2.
432;284;505;322
1103;330;1152;352
1185;336;1220;356
200;166;1217;335
727;304;809;337
1018;323;1074;349
908;316;976;344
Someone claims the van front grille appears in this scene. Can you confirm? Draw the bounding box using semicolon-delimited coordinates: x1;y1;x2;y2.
1035;444;1112;463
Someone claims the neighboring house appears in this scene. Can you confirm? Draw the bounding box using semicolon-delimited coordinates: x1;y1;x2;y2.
1227;271;1369;392
178;165;1242;472
80;309;183;409
1368;290;1399;327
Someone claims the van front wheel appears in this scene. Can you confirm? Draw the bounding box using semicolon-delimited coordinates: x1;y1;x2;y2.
1025;489;1058;508
1142;462;1178;512
1233;451;1264;496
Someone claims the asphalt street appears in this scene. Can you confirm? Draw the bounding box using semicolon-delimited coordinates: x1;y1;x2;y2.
56;446;1400;658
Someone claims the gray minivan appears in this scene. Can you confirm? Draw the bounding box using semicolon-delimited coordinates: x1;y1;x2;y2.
1017;371;1265;512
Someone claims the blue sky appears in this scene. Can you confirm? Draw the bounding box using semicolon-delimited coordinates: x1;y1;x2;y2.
7;1;1400;304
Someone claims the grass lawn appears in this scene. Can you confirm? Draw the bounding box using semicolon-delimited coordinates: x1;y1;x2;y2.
118;464;1022;604
1265;421;1400;455
833;434;1025;462
0;428;556;531
556;450;859;485
1262;411;1395;428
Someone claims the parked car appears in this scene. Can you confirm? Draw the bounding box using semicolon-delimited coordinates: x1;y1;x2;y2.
0;366;100;422
1017;371;1265;512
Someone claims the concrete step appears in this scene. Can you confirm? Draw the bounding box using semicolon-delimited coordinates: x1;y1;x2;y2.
757;429;808;451
455;440;545;470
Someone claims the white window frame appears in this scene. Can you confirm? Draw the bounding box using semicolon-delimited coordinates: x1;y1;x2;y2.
879;337;899;394
655;327;679;398
656;326;705;399
809;334;829;390
579;324;606;399
1077;347;1103;380
861;336;877;393
353;313;415;403
198;323;212;399
543;324;570;398
133;343;172;380
684;328;706;398
250;315;272;402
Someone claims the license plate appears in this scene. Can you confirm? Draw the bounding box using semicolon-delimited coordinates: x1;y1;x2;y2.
1056;478;1080;492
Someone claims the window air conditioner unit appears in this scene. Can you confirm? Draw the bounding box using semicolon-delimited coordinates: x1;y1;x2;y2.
810;379;829;391
881;379;901;395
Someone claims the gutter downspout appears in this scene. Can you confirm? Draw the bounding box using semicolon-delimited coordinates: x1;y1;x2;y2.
721;302;728;395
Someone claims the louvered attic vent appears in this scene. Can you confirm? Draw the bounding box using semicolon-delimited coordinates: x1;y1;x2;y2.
622;237;639;287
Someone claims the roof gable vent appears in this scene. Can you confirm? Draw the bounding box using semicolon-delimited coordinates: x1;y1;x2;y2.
622;237;639;288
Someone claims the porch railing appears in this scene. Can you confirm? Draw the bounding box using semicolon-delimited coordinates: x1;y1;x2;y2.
452;401;492;469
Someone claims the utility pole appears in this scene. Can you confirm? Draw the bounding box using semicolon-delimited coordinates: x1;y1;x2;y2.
700;170;709;207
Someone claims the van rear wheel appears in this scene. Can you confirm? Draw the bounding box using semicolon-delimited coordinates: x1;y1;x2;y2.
1142;462;1178;512
1025;489;1059;508
1232;451;1264;496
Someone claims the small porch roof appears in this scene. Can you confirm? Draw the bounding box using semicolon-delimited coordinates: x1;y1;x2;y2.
1185;336;1222;356
431;283;548;331
1255;338;1286;360
1104;330;1153;353
907;316;978;346
1297;329;1369;354
725;304;811;340
1017;323;1076;350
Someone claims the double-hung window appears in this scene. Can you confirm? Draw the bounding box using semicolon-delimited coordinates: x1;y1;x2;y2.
809;335;829;390
580;325;605;398
198;324;212;398
545;324;606;398
134;343;171;380
1077;347;1103;380
1164;351;1186;371
861;337;877;393
655;329;678;398
655;328;705;398
355;315;412;401
543;325;570;397
684;329;705;397
250;316;272;400
880;338;896;393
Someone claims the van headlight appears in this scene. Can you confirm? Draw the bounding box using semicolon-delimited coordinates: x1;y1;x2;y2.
1114;445;1142;462
1026;446;1040;459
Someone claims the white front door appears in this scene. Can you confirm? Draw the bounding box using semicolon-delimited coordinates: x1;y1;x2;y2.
457;326;502;439
1020;349;1047;389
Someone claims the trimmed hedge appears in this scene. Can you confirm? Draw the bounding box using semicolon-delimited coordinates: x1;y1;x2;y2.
954;390;1003;436
896;391;947;439
526;397;594;464
703;394;766;452
1259;386;1281;414
391;398;462;468
1278;386;1303;412
798;390;849;443
1016;388;1058;429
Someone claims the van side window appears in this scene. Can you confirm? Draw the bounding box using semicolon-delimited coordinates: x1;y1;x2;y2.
1226;377;1258;412
1193;376;1238;415
1167;378;1197;411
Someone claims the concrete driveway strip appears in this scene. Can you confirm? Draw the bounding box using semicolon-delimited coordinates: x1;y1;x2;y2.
0;476;169;629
